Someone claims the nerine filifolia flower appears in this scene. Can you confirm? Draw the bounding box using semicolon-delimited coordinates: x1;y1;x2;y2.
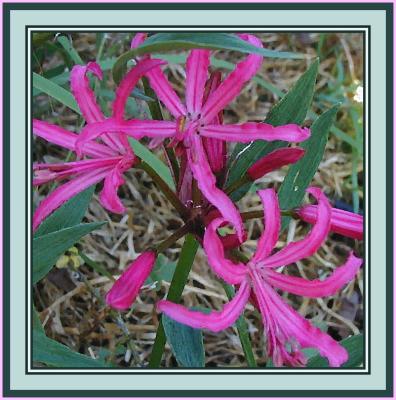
297;205;363;240
76;34;310;242
105;251;156;310
158;188;362;367
32;60;167;231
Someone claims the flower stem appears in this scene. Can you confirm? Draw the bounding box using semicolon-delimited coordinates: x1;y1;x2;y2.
241;209;295;221
222;283;257;368
149;234;199;367
155;223;192;254
137;160;189;219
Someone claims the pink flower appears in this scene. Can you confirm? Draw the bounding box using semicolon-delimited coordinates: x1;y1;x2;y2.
32;60;165;231
76;34;310;242
297;205;363;240
157;187;362;367
106;251;156;310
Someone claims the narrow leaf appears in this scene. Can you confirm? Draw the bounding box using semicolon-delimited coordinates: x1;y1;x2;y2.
113;33;303;84
33;72;79;113
57;35;84;65
34;186;95;237
227;59;319;201
33;222;105;284
278;105;339;227
162;314;205;367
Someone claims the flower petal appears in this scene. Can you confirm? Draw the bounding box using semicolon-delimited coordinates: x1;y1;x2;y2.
200;123;310;143
297;205;363;240
204;218;248;284
146;68;187;119
157;279;251;332
252;271;348;367
33;157;121;186
185;49;210;115
130;33;148;49
202;71;226;173
265;252;362;297
33;167;110;231
200;34;263;123
187;134;245;242
252;189;281;262
33;119;116;158
105;252;156;310
113;58;167;120
99;166;126;214
263;187;332;268
247;147;305;181
70;62;104;123
76;119;176;156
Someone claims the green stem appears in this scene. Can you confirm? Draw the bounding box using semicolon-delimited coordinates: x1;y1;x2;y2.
149;234;199;367
155;223;192;254
137;161;189;219
222;283;257;368
241;209;295;222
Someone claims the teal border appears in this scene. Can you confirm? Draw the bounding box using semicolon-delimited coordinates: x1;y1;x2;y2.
2;2;393;398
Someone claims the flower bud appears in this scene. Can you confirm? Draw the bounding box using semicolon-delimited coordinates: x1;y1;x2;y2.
297;205;363;240
105;251;156;310
247;147;305;181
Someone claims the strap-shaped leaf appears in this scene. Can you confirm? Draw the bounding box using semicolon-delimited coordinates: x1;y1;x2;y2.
34;186;95;238
33;222;105;284
162;314;205;368
278;105;339;228
227;59;319;201
113;32;303;84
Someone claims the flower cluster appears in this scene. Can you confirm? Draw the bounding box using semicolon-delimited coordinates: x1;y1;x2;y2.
33;33;363;367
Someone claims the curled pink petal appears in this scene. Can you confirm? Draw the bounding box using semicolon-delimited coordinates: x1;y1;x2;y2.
76;119;176;156
33;167;111;231
252;189;281;262
157;280;251;332
187;134;245;242
106;252;156;310
247;147;305;181
185;49;210;115
265;252;362;297
99;167;126;214
203;218;248;284
252;271;348;367
202;71;226;173
130;33;148;49
263;187;332;268
33;157;121;186
200;123;310;143
297;205;363;240
33;119;116;158
113;58;167;121
201;34;263;123
70;62;104;124
146;68;187;119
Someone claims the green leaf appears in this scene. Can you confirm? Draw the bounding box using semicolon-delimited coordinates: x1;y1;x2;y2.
162;314;205;368
145;254;177;287
227;59;319;201
278;105;339;228
34;186;95;237
57;35;84;65
33;72;79;113
129;138;175;190
33;329;108;368
113;33;303;84
149;234;199;367
33;222;105;284
306;334;364;368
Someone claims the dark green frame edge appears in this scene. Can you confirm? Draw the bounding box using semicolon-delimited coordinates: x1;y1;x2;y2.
2;1;393;397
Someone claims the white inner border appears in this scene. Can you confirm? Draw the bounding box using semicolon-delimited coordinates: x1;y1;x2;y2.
27;27;369;374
